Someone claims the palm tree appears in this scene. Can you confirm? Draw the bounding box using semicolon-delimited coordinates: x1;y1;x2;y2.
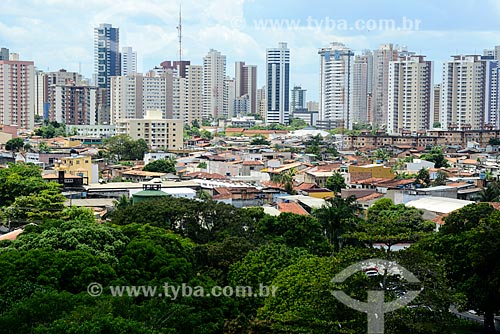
313;196;362;252
478;181;500;202
372;148;390;163
272;168;297;195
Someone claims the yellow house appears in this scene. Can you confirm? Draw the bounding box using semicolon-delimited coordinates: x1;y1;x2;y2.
349;164;395;180
54;155;95;184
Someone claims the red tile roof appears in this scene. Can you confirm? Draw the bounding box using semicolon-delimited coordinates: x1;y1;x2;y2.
277;202;309;216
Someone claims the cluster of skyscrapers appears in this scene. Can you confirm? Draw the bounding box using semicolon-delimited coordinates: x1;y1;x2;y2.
2;23;500;136
317;42;500;133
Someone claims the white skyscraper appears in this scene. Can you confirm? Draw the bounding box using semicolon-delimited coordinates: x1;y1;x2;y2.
387;55;433;134
441;55;499;130
121;47;137;76
318;42;354;129
203;49;226;119
266;42;290;124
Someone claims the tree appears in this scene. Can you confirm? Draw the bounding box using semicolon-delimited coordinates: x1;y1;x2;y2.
5;188;66;226
313;196;362;252
0;163;61;207
271;168;297;194
420;146;450;168
372;148;390;162
477;181;500;202
325;172;346;193
5;138;24;152
38;142;51;153
424;203;500;333
250;135;270;146
432;170;448;186
414;168;431;188
354;198;435;251
200;130;213;140
489;137;500;146
34;121;66;138
197;161;207;169
288;118;308;130
191;119;200;128
103;135;148;161
257;213;331;255
143;158;176;174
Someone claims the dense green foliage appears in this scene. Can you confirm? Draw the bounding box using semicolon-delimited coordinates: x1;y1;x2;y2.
103;135;149;161
325;172;347;193
143;158;176;174
34;121;68;138
0;167;489;333
5;137;25;151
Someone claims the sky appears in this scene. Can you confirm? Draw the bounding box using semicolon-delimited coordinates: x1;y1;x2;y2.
2;0;500;102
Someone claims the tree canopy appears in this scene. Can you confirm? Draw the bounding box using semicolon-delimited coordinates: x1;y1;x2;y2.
103;135;149;161
143;158;176;174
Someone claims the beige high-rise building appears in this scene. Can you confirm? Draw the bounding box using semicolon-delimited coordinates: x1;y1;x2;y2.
352;52;372;125
433;84;441;128
387;55;433;134
110;71;173;124
371;44;399;129
203;49;226;119
116;110;183;150
173;65;203;124
256;86;266;119
440;55;498;130
0;59;35;130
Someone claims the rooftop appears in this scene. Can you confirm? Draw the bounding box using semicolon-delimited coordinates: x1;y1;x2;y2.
406;197;474;214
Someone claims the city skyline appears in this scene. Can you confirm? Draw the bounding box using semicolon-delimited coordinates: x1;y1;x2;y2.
3;0;500;101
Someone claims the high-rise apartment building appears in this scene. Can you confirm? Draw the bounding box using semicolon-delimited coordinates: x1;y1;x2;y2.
441;55;499;130
0;48;9;61
224;76;235;118
387;55;433;134
173;65;203;124
352;52;371;125
203;49;226;119
110;71;173;124
318;42;354;129
94;23;120;124
121;47;137;76
235;62;257;114
266;42;290;124
47;84;98;125
371;44;399;128
94;23;120;88
0;59;35;130
290;85;306;116
46;69;83;86
257;86;266;119
433;84;441;127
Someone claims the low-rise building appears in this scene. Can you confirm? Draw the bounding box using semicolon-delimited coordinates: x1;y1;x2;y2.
116;110;183;150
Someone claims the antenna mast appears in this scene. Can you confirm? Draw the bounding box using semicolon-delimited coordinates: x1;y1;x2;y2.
176;4;182;74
